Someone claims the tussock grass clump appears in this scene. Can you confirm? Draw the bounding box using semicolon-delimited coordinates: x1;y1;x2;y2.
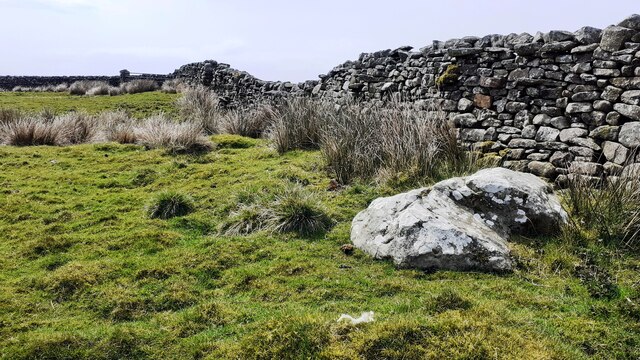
221;104;276;138
86;83;111;96
221;185;332;236
266;97;478;185
176;85;222;134
135;114;213;154
321;101;473;185
146;191;195;219
161;79;187;94
69;80;111;96
268;97;328;153
99;110;137;144
562;172;640;248
122;79;159;94
0;116;64;146
54;112;99;144
222;204;270;236
0;108;22;125
10;84;69;92
267;185;333;236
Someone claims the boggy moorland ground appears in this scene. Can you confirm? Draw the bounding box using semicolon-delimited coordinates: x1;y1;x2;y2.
0;91;639;359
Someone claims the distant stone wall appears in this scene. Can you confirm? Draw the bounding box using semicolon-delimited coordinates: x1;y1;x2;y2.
0;76;120;89
171;61;316;107
173;14;640;182
0;74;170;90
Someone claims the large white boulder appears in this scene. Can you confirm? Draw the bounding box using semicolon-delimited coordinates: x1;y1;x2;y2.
351;168;567;272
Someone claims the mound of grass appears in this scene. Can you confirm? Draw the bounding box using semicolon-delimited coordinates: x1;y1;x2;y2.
214;134;259;149
268;185;333;236
146;191;195;219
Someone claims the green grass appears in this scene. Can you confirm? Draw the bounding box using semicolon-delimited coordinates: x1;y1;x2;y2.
0;93;639;359
0;91;179;118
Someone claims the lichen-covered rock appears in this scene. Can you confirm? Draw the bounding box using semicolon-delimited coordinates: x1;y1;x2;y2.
619;121;640;148
351;168;567;272
600;26;635;52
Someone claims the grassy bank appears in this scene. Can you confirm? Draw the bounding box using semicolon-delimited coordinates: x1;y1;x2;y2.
0;92;638;359
0;137;638;359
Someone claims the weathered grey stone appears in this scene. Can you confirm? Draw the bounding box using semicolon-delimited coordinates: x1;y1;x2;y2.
459;128;487;142
601;86;623;101
532;114;551;125
506;102;527;113
600;26;635;52
454;113;478;127
589;125;620;141
536;126;560;142
538;141;569;151
448;48;483;57
480;77;506;88
618;121;640;147
522;125;537;139
514;42;542;55
593;60;618;68
574;26;603;44
528;161;557;178
565;103;593;114
458;98;475;112
550;151;574;167
572;62;592;74
618;14;640;30
569;162;604;176
571;43;599;53
506;148;526;160
509;139;538;148
610;77;640;89
606;111;622;125
527;153;551;161
602;141;629;164
497;126;520;134
540;41;577;53
545;30;574;43
593;68;621;77
593;100;613;112
613;103;640;121
568;137;601;151
581;111;607;127
560;128;589;142
569;146;596;158
621;90;640;105
550;116;570;129
508;68;530;81
571;91;600;101
351;168;567;272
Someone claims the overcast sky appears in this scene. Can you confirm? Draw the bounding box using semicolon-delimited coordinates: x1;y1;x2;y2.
0;0;638;82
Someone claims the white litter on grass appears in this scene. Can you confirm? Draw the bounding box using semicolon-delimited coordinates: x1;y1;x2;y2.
337;311;375;325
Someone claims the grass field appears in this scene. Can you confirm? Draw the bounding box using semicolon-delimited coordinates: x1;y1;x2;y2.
0;91;179;118
0;92;639;359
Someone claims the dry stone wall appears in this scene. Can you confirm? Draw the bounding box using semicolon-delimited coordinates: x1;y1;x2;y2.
0;74;170;90
174;15;640;182
0;76;121;89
